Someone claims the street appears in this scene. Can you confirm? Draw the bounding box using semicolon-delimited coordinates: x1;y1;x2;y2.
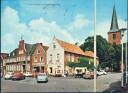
1;73;126;92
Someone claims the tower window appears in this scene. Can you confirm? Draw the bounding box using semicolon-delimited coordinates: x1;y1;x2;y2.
53;43;56;48
113;42;116;45
113;34;116;40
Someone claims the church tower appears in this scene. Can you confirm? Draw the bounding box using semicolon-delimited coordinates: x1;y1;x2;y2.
108;6;121;45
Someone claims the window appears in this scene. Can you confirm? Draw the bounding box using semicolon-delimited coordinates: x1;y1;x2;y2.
113;34;116;40
53;43;56;48
40;57;43;62
57;53;59;60
34;57;37;62
67;54;70;61
71;54;74;62
50;67;52;73
37;50;40;54
50;54;52;62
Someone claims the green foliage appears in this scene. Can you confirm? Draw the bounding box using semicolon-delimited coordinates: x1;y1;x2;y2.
66;57;94;70
80;35;123;72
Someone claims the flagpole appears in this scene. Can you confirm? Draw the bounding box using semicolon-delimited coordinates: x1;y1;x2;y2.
121;41;124;87
126;29;127;84
94;0;97;92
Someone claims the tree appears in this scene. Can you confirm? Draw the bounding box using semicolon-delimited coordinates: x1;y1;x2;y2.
80;35;122;72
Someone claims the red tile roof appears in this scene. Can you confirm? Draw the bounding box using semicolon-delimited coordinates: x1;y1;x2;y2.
56;39;85;55
84;51;98;58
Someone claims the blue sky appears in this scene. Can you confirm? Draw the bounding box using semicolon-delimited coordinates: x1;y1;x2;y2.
1;0;127;53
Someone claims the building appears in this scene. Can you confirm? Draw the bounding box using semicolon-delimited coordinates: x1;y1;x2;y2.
3;39;48;74
84;51;99;65
47;37;99;76
108;6;121;45
0;53;9;76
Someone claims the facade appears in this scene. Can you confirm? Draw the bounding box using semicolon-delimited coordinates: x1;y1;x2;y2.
84;51;99;65
108;6;121;45
47;37;98;76
0;53;9;76
3;39;48;74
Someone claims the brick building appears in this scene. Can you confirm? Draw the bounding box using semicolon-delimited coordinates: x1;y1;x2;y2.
0;53;9;76
3;39;48;74
108;6;122;45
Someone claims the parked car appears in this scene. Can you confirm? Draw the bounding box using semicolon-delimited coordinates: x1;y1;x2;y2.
24;72;32;77
4;72;13;80
36;73;48;83
12;72;25;80
99;70;107;75
83;71;94;79
97;71;102;76
83;71;98;79
74;67;87;78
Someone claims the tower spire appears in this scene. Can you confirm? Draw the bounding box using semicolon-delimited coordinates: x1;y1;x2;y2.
21;34;23;40
109;5;119;32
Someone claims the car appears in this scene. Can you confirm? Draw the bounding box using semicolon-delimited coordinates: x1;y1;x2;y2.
97;71;102;76
24;72;32;77
83;71;94;79
99;70;107;75
83;71;98;79
4;72;13;80
36;73;48;83
12;72;25;80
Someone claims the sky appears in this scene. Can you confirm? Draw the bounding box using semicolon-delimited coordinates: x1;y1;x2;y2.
1;0;127;53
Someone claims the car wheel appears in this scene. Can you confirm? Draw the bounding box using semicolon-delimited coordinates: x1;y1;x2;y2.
37;81;39;83
4;78;7;80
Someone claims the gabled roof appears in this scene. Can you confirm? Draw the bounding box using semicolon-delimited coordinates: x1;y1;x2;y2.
10;48;18;57
25;43;37;55
56;39;85;55
109;5;119;32
84;51;98;58
9;43;48;58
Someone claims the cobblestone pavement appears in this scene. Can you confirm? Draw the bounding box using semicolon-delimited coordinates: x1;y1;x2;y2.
1;73;125;92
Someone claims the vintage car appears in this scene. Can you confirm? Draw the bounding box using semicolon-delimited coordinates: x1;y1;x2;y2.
12;72;25;80
24;72;32;77
36;73;48;83
83;71;94;79
4;72;13;80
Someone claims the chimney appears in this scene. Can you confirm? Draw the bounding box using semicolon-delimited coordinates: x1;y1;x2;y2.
40;43;43;46
19;40;25;51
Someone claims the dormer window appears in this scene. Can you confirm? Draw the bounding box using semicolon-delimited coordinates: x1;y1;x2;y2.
13;52;14;56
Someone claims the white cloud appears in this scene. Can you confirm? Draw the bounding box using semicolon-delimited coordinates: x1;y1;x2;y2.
2;6;88;53
68;14;90;31
89;19;127;40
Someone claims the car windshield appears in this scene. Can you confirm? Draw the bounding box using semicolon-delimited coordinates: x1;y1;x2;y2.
38;73;46;76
